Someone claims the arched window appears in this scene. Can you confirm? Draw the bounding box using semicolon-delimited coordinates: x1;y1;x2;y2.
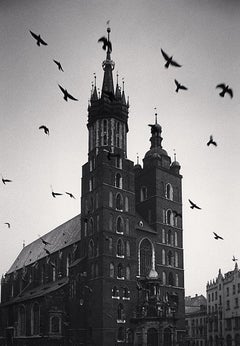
50;316;61;334
126;329;134;344
166;210;173;226
117;263;124;279
117;239;124;257
125;196;129;212
167;230;172;245
162;229;166;243
110;263;114;278
117;303;124;321
167;251;173;266
126;266;130;280
162;249;166;265
116;216;124;234
126;241;130;257
115;173;122;188
125;219;130;235
169;272;174;286
109;191;113;207
88;218;94;235
140;186;147;201
117;326;125;342
139;239;152;276
116;156;122;169
88;240;94;258
175;231;178;246
166;183;173;200
112;286;119;298
31;303;40;335
176;273;179;287
108;237;113;252
162;271;166;285
116;193;123;211
175;252;179;267
18;305;26;336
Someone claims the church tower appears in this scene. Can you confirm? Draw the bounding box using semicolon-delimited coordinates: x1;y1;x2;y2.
79;27;137;346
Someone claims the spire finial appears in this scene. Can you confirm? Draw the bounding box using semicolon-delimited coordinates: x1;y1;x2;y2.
94;73;96;87
97;88;100;98
173;149;176;161
137;153;139;165
107;21;111;42
122;78;125;92
154;107;157;124
116;71;119;85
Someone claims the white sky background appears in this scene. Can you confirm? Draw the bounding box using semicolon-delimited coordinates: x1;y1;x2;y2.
1;0;240;297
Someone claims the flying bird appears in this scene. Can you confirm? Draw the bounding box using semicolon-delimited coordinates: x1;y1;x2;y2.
65;192;76;199
58;84;78;102
207;135;217;147
51;185;63;198
1;175;12;185
233;255;238;262
213;232;223;240
98;36;112;52
216;83;233;98
161;49;182;68
174;79;188;93
188;199;201;210
53;59;64;72
39;125;49;135
29;30;48;46
4;223;10;228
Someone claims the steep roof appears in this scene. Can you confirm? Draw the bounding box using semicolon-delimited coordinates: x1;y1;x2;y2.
7;214;81;274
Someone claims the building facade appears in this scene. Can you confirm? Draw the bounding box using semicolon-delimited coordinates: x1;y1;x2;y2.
207;263;240;346
0;28;185;346
185;294;207;346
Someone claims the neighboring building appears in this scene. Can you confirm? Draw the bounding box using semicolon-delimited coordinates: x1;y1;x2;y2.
185;294;207;346
0;27;185;346
206;263;240;346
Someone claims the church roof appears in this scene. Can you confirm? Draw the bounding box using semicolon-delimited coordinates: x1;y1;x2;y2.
7;214;81;274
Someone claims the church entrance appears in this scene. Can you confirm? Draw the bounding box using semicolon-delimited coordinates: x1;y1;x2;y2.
147;328;158;346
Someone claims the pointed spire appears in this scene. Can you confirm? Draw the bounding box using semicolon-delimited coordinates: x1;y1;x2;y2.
91;73;98;101
115;72;121;99
149;109;163;149
101;27;115;97
121;78;126;104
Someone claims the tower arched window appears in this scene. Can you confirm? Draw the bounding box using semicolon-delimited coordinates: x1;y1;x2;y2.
167;230;172;245
88;240;94;258
162;229;166;243
116;216;124;234
140;186;147;201
52;260;56;281
125;219;130;235
169;272;174;286
108;237;113;252
110;263;114;278
166;183;173;200
139;238;153;276
91;263;94;278
167;251;173;266
18;305;26;336
125;196;129;212
117;263;124;279
115;173;122;188
166;209;173;226
31;303;40;335
162;271;166;285
126;241;130;257
109;191;113;208
175;252;179;267
126;266;130;280
175;231;178;246
88;217;94;236
116;156;122;169
116;193;123;211
176;273;179;287
117;303;124;321
117;327;125;342
162;249;166;265
117;239;124;257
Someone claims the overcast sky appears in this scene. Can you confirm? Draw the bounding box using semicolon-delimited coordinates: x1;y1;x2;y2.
1;0;240;297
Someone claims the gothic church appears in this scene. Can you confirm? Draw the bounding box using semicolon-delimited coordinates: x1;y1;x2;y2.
0;28;185;346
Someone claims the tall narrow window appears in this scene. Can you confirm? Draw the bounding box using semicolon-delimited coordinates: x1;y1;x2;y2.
175;252;179;267
140;186;147;201
125;196;129;212
116;122;120;148
117;327;125;341
162;229;166;243
116;193;123;210
167;251;173;266
176;273;179;287
116;216;124;234
115;173;122;188
108;237;113;252
117;304;124;321
116;156;122;169
109;191;113;208
117;263;124;279
126;266;130;280
175;231;178;247
169;272;174;286
110;263;114;278
88;218;94;236
162;271;166;285
88;240;94;258
166;210;173;226
18;305;26;336
117;239;124;257
139;239;152;276
31;303;40;335
162;249;166;265
125;219;130;235
66;255;71;277
166;183;173;200
126;241;130;257
95;263;99;277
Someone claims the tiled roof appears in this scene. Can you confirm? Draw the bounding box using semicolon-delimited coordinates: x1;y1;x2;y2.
7;214;81;274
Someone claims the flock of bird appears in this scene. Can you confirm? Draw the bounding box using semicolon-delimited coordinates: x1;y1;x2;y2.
1;30;234;263
160;48;230;244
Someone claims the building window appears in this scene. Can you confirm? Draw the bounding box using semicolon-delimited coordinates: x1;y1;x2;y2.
125;196;129;212
112;286;119;298
52;260;56;281
140;186;147;201
109;191;113;207
18;305;26;336
66;255;71;277
176;273;179;287
166;183;173;200
115;173;122;188
139;238;153;276
162;249;166;265
108;237;113;252
50;315;61;334
126;266;130;280
175;252;179;267
116;193;123;211
168;272;174;286
88;217;94;235
88;240;94;258
110;263;114;278
31;303;40;335
175;231;178;246
226;300;230;310
96;214;100;232
162;271;166;285
117;304;125;322
167;251;173;266
89;177;94;191
236;297;239;308
162;229;166;243
117;326;125;342
117;239;125;257
95;263;99;277
116;156;122;169
117;263;124;279
166;210;174;226
125;219;130;235
116;216;124;234
126;241;130;257
227;287;229;296
233;285;236;295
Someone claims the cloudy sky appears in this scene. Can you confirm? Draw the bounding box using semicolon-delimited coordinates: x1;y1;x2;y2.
1;0;240;297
